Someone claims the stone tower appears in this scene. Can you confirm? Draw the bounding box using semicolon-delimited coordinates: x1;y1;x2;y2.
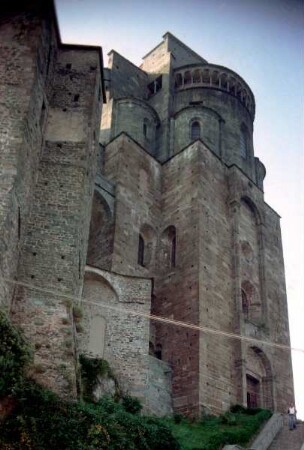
0;1;294;418
88;32;295;416
0;0;104;397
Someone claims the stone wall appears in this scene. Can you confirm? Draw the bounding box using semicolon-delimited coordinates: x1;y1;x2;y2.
108;50;148;100
80;267;151;403
153;142;202;416
0;3;57;310
0;2;105;398
193;142;236;414
263;204;294;411
113;99;160;156
147;356;173;416
173;88;256;183
104;133;162;276
0;14;294;417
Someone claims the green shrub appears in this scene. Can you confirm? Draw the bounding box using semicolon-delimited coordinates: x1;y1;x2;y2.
79;355;116;401
0;390;180;450
0;310;32;397
173;413;184;424
0;312;180;450
169;407;272;450
220;412;237;425
122;395;142;414
230;404;246;413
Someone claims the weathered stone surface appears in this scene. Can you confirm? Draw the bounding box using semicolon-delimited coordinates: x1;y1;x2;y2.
0;2;294;418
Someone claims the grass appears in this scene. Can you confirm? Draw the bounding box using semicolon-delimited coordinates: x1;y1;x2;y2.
165;409;272;450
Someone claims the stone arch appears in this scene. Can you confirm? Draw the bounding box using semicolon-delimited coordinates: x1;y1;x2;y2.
190;118;201;141
174;105;223;122
173;106;223;155
211;70;220;87
241;280;261;321
192;68;201;83
184;70;192;85
240;196;262;226
160;225;177;270
138;223;156;268
113;97;160;154
87;190;114;270
202;68;210;84
240;240;254;262
246;346;274;410
220;72;228;90
81;271;118;359
175;72;183;87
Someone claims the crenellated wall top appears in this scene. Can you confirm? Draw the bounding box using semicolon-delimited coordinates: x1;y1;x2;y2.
174;64;255;120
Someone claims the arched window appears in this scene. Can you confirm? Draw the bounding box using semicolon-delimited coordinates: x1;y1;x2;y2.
161;225;177;269
193;69;201;84
184;71;192;85
138;234;145;266
191;121;201;140
240;126;249;159
143;118;149;139
175;73;183;88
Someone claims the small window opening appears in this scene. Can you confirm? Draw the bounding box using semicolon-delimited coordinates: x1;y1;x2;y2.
147;75;162;97
149;341;155;355
66;63;72;69
74;94;79;102
202;70;210;84
191;121;201;140
138;234;145;267
155;343;162;360
193;69;201;83
184;71;192;85
175;73;183;88
171;235;176;268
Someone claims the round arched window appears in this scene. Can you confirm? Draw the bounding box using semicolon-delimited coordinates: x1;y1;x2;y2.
191;121;201;140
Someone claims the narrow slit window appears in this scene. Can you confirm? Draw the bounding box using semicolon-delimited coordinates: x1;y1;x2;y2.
171;235;176;268
143;118;149;139
191;121;200;140
138;234;145;266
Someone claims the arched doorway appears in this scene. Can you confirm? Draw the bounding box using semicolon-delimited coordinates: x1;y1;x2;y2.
246;374;260;408
246;346;274;410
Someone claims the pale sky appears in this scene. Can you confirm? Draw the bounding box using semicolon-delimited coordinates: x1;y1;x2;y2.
55;0;304;418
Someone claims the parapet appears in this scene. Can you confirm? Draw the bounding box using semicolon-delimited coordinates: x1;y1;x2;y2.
174;63;255;120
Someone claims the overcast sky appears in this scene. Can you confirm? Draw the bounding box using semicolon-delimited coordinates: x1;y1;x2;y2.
55;0;304;418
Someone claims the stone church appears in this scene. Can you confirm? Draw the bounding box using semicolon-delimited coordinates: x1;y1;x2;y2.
0;0;295;417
